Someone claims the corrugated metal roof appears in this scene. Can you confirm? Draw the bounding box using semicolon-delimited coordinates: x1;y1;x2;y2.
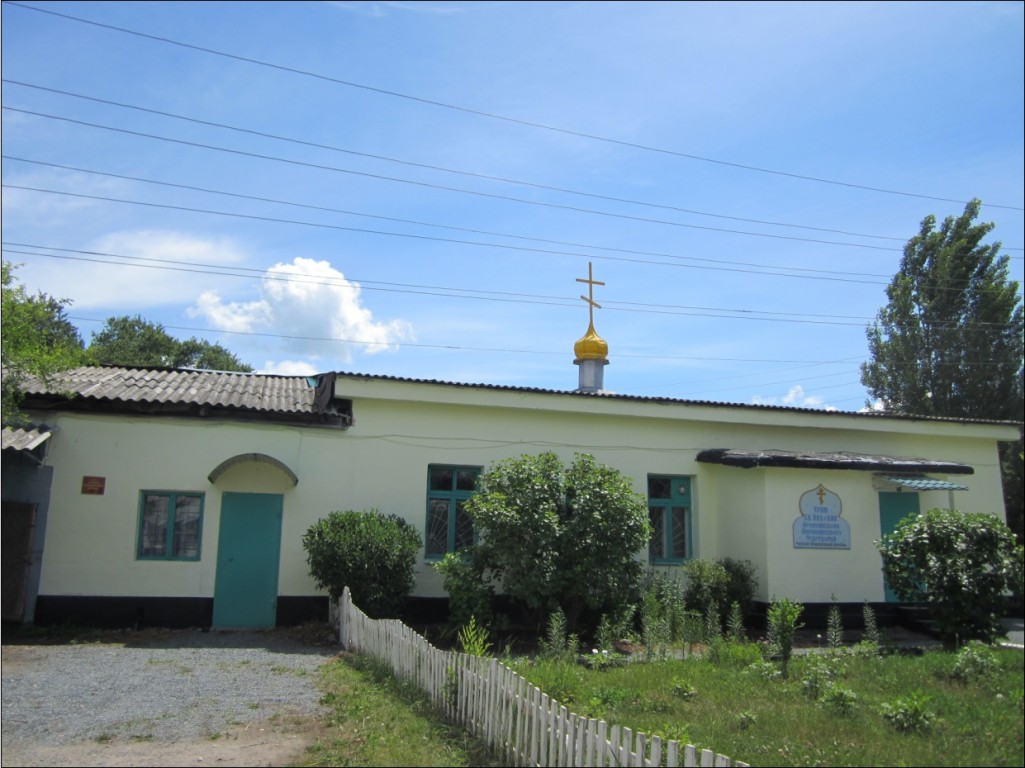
878;474;970;491
19;367;320;415
1;424;54;452
332;371;1021;427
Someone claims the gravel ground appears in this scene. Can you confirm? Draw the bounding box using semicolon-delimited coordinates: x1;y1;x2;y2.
1;626;339;767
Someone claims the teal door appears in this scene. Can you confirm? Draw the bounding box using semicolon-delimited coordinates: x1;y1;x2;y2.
878;491;920;603
213;492;283;628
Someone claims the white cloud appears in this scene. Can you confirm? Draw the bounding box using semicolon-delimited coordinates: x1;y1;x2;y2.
258;360;320;376
188;257;412;363
15;230;247;311
751;385;838;411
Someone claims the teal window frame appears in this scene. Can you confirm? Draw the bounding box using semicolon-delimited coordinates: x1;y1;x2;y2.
424;465;481;560
647;475;692;564
136;491;204;561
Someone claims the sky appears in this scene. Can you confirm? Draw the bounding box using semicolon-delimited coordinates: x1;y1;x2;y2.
2;0;1023;412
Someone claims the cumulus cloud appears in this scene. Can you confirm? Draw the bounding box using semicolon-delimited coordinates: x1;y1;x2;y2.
188;257;412;363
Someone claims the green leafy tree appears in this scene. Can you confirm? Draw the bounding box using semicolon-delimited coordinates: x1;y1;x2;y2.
87;315;253;372
463;451;651;631
302;509;422;618
1;263;85;423
861;199;1024;538
878;507;1024;648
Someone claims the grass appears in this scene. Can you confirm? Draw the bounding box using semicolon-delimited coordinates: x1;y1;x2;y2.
503;643;1024;767
297;652;502;767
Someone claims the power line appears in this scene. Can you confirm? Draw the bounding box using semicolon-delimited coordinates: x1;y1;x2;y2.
0;106;914;253
8;178;1021;299
0;246;876;326
7;243;1021;333
5;0;1022;212
60;313;871;365
3;183;902;286
1;155;907;281
6;78;987;248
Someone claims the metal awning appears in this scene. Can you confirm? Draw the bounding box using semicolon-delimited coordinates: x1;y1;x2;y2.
877;473;968;491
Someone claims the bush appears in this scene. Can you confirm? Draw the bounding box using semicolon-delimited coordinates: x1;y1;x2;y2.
433;552;496;632
465;452;650;633
302;509;421;618
878;507;1024;647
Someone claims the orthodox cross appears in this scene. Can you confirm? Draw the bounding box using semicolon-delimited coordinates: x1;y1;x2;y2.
816;484;826;505
576;262;604;325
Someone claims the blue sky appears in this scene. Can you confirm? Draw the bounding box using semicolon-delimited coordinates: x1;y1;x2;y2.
2;0;1022;411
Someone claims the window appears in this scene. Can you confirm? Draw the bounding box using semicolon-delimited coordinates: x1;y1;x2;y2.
137;491;204;560
425;465;480;559
648;475;691;563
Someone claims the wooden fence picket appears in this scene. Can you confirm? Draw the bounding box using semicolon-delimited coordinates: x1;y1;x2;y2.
336;588;748;768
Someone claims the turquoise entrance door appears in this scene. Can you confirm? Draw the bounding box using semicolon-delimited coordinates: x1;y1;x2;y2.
213;492;283;628
878;491;920;603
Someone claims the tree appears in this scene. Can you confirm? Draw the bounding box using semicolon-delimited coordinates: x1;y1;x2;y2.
87;315;253;372
861;199;1024;537
878;508;1023;648
302;509;422;618
462;452;651;631
1;263;85;423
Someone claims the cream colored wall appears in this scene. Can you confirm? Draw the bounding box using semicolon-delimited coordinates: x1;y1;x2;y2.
34;383;1015;605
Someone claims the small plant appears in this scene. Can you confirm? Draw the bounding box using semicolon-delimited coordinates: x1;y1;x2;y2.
880;691;935;733
670;677;697;700
457;615;491;657
820;684;858;716
538;607;578;662
766;596;804;678
827;595;844;650
746;659;782;682
726;600;746;643
862;602;880;647
735;710;757;730
948;644;1000;684
801;655;847;699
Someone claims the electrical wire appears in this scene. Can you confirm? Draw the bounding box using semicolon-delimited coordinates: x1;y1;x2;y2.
4;0;1022;211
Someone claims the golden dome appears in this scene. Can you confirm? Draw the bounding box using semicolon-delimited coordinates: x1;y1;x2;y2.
574;321;609;361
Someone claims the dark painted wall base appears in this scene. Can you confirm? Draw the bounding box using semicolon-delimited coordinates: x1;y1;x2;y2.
34;595;329;629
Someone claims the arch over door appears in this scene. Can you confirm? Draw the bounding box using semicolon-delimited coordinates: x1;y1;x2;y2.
213;492;282;628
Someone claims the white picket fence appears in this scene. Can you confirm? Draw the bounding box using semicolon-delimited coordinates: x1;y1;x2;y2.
337;587;749;767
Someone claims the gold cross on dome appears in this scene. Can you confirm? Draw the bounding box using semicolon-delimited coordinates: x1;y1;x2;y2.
576;262;605;325
817;485;826;504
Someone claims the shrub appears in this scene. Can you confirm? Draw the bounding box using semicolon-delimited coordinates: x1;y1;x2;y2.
302;509;421;618
948;644;1000;684
878;507;1024;648
682;559;728;622
433;551;496;632
465;452;650;632
720;557;759;616
820;684;858;716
